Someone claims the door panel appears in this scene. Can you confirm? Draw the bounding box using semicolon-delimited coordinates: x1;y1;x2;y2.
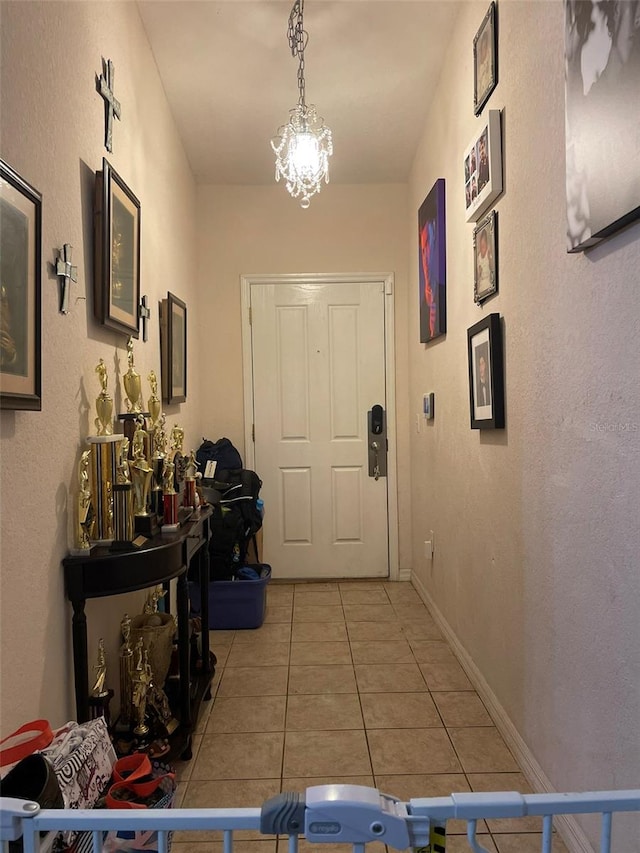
251;280;388;579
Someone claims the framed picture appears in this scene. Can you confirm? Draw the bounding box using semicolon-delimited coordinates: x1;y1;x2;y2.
473;209;498;304
467;312;504;429
160;291;187;404
474;2;498;115
564;0;640;252
418;178;447;343
94;158;141;337
464;109;503;222
0;160;42;411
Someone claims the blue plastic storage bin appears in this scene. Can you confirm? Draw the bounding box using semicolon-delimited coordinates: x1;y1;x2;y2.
189;565;271;630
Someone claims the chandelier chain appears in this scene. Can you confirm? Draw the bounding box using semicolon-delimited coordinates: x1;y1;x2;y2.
288;0;308;106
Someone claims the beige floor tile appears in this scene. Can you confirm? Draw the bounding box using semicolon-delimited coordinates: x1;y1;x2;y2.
210;644;231;667
289;641;352;665
346;621;406;641
209;629;236;644
355;663;427;693
177;778;280;840
419;660;473;691
401;620;443;641
467;772;542;833
282;774;375;790
207;695;287;733
383;584;423;603
264;604;293;623
392;603;430;620
350;639;415;664
267;586;294;603
226;642;291;667
373;773;484;835
367;728;461;775
360;691;442;728
446;836;497;853
175;734;203;781
286;693;364;730
340;587;389;605
433;692;493;727
218;665;289;697
343;604;398;622
295;582;340;593
293;605;345;622
289;664;357;694
494;835;569;852
233;623;292;644
448;728;519;773
191;732;284;780
339;581;386;590
408;639;457;664
284;729;372;776
292;621;348;642
292;590;342;606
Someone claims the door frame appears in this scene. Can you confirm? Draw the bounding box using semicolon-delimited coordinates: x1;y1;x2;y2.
240;272;399;581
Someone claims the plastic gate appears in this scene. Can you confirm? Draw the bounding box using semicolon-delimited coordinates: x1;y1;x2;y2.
2;784;640;853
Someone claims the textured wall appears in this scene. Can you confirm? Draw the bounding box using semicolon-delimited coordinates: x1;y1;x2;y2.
408;0;639;848
195;183;411;569
0;1;200;732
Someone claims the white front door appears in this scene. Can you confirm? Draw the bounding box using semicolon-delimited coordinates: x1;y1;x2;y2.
247;276;391;579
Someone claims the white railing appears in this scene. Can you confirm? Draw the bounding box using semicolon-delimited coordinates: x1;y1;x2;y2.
2;786;639;853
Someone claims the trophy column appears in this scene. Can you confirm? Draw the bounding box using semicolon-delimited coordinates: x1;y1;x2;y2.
87;434;121;544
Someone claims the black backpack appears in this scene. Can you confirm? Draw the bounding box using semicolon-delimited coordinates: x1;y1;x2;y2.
204;468;263;580
196;438;243;477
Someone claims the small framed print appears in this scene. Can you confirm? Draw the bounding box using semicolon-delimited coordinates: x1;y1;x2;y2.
474;210;498;304
0;159;42;411
464;109;503;222
474;1;498;116
418;178;447;343
160;291;187;404
94;159;141;337
467;312;504;430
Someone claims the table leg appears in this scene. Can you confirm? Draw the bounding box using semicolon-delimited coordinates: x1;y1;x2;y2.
176;571;191;728
72;599;90;722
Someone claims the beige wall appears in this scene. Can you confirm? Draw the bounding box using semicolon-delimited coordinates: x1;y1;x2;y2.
0;1;200;732
195;183;412;569
408;0;639;848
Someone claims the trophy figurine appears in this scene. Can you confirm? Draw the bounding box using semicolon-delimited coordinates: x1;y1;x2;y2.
116;614;134;731
131;639;151;738
183;449;198;510
130;416;157;536
169;424;184;457
147;370;162;430
111;438;135;549
123;337;143;414
161;457;179;531
91;638;109;698
71;450;95;555
150;414;167;519
94;358;113;436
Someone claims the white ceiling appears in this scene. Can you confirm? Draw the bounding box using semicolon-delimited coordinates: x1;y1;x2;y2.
137;0;462;185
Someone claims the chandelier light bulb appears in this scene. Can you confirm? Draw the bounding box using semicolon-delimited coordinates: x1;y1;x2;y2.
271;0;333;208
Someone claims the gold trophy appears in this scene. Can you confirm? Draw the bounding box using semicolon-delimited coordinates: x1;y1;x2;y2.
150;414;167;519
71;450;95;555
130;416;157;536
131;639;151;738
111;438;135;549
116;614;134;731
147;370;162;430
95;358;113;436
123;337;142;414
91;638;109;698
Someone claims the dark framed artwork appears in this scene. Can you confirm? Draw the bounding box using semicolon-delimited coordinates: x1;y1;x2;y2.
464;109;503;222
94;158;141;336
467;312;504;429
160;292;187;404
564;0;640;252
0;160;42;411
418;178;447;343
474;1;498;115
474;209;498;304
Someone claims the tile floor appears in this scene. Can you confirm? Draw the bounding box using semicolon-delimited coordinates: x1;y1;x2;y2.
173;581;568;853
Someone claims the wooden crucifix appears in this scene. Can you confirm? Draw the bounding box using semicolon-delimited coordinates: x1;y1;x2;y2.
55;244;78;314
138;295;151;342
97;57;121;153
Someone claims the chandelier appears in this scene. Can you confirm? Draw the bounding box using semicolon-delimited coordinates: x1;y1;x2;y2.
271;0;333;208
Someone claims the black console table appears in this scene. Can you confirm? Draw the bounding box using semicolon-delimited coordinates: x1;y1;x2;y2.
63;507;212;760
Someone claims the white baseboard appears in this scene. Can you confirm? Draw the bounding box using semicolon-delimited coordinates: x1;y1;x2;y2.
397;567;412;582
411;570;595;853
